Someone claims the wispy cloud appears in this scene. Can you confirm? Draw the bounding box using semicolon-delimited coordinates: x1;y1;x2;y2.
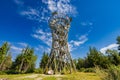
32;29;52;47
17;42;28;47
14;0;24;6
69;34;88;51
42;0;77;15
10;45;23;54
35;45;50;53
10;42;28;54
14;0;77;23
80;22;93;26
100;43;119;54
20;8;42;22
14;0;49;23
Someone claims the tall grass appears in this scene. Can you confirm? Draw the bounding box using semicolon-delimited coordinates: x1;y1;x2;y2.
96;65;120;80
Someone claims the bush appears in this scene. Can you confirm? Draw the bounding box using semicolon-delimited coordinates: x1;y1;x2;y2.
84;68;95;73
34;68;43;74
0;71;6;75
96;65;120;80
5;70;20;74
79;68;85;72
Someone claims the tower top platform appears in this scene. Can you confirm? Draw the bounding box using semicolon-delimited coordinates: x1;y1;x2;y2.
49;12;72;30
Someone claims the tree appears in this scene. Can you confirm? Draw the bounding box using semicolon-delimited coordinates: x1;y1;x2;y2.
1;54;12;71
0;42;11;71
85;47;110;68
76;58;85;70
117;36;120;55
39;52;49;70
106;49;120;66
12;47;37;73
86;47;102;68
117;36;120;44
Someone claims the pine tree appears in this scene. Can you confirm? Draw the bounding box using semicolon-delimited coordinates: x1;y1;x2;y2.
12;47;37;73
0;42;11;71
117;36;120;55
39;52;49;69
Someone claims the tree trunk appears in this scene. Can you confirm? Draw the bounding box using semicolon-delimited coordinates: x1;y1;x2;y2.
19;58;24;72
0;57;6;71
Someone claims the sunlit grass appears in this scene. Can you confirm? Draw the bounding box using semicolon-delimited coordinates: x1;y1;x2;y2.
60;72;101;80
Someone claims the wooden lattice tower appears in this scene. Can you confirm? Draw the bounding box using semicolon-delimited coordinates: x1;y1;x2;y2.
45;12;76;74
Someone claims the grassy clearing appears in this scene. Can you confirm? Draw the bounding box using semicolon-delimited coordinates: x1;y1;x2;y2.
0;72;101;80
60;72;101;80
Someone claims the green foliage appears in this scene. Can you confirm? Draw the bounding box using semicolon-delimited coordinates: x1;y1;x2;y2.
96;65;120;80
75;47;116;70
106;50;120;66
86;47;103;67
117;36;120;44
0;42;12;71
39;52;49;69
12;47;37;73
78;68;95;73
84;68;95;73
76;58;85;70
79;68;85;72
0;71;6;75
34;68;43;74
5;70;20;74
84;47;110;68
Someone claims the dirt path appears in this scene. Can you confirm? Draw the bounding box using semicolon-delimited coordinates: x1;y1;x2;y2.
13;74;63;80
35;77;42;80
23;74;39;78
13;74;42;80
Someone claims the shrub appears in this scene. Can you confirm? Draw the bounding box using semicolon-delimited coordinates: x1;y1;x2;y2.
96;65;120;80
79;68;85;72
0;71;6;75
84;68;95;73
34;68;43;74
5;70;20;74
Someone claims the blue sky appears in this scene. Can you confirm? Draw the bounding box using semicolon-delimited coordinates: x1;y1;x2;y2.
0;0;120;68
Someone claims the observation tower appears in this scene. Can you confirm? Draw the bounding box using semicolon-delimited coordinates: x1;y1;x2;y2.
46;12;76;74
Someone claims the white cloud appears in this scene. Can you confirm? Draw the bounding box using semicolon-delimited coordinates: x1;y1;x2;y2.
32;29;52;47
14;0;24;5
35;45;50;53
20;8;41;22
15;0;77;23
69;34;88;51
10;45;23;54
42;0;77;15
10;42;28;54
100;43;119;54
20;7;50;23
80;22;93;26
17;42;27;47
68;43;75;52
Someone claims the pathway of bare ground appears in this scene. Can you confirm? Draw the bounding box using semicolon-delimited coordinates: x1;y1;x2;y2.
0;72;101;80
12;74;63;80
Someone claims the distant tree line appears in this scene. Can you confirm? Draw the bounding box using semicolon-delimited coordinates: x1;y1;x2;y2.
73;36;120;72
39;36;120;73
0;36;120;74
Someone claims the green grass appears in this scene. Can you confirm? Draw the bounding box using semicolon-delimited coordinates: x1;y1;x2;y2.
0;72;101;80
60;72;101;80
